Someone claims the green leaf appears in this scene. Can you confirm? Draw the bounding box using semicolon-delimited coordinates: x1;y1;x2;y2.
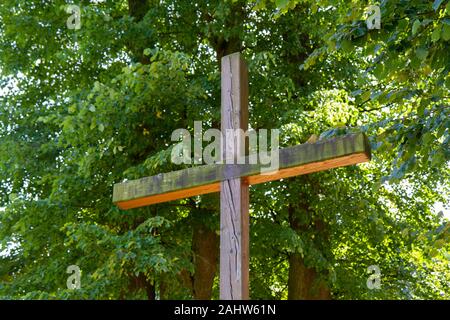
275;0;289;9
422;132;433;146
340;39;353;52
361;90;371;102
412;19;421;35
8;193;18;201
433;0;445;11
431;26;441;42
442;23;450;41
416;47;428;60
143;48;151;56
431;150;445;166
68;105;77;114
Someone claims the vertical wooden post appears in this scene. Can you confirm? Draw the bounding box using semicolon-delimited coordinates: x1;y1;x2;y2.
220;53;249;300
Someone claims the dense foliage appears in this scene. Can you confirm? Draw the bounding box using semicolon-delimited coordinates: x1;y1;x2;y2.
0;0;448;299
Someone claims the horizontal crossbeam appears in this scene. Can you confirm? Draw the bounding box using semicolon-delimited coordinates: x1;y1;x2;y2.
113;132;371;209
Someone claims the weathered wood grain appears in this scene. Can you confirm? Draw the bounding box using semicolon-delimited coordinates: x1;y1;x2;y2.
219;53;249;300
113;132;371;209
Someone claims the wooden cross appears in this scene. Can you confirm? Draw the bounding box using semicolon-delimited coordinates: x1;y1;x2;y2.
112;53;371;300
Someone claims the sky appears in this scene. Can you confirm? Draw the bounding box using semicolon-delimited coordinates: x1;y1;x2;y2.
435;202;450;221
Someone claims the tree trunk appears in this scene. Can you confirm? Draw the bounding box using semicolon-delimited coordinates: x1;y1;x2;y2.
128;0;149;21
192;223;219;299
126;272;156;300
287;199;331;300
127;0;151;64
288;254;330;300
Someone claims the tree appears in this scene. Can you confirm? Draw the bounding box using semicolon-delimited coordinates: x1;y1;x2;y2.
0;0;448;299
